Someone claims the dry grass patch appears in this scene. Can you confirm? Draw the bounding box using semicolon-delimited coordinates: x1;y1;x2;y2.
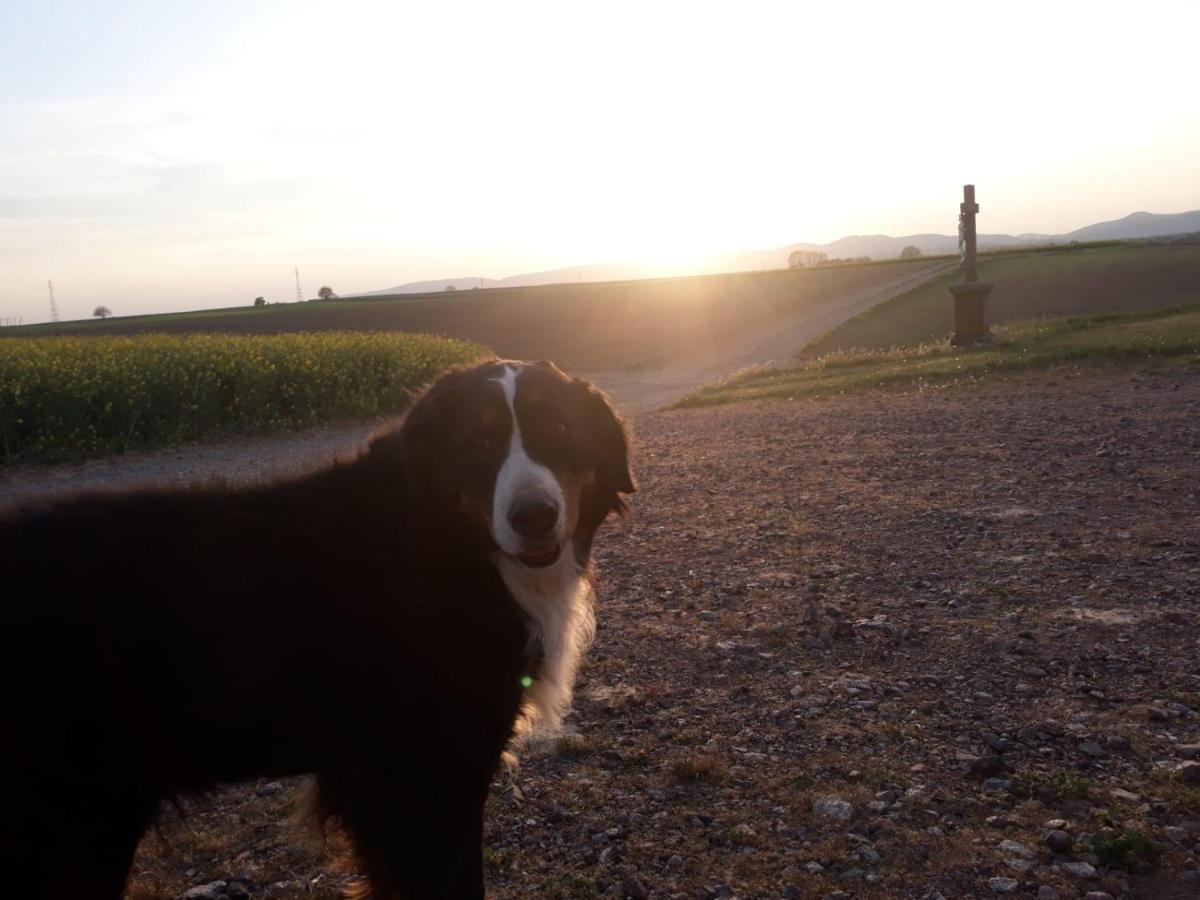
554;733;598;759
668;754;730;785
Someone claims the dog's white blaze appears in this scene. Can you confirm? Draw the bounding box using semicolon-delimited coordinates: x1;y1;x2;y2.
490;365;566;556
490;365;593;741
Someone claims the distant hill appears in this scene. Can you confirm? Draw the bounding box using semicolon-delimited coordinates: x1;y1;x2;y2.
353;209;1200;295
355;263;657;297
1062;210;1200;242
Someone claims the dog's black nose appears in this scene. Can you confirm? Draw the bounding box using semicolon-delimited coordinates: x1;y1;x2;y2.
509;499;559;540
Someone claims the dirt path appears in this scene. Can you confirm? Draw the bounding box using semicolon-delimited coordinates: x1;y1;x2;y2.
587;260;954;412
0;417;388;508
0;262;951;507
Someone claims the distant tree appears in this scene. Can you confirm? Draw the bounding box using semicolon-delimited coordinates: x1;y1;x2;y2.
317;286;337;300
788;250;829;269
443;285;457;292
900;245;923;259
93;305;112;319
254;296;266;307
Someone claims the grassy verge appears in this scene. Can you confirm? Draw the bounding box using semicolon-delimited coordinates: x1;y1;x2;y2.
676;304;1200;408
0;331;488;464
805;242;1200;355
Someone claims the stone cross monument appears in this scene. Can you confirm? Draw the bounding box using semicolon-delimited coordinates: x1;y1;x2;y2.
949;184;993;345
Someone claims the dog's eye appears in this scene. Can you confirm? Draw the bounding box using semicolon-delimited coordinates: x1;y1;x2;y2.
473;436;493;451
538;409;568;434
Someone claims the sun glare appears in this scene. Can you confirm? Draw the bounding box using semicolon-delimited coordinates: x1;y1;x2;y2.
1;0;1198;321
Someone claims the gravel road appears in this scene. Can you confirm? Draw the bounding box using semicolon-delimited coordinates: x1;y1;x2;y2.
123;366;1200;899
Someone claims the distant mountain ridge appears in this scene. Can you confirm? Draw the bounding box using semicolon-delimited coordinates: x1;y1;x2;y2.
763;210;1200;268
359;263;659;296
352;209;1200;296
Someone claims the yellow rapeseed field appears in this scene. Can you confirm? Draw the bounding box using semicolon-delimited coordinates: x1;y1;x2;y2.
0;331;488;462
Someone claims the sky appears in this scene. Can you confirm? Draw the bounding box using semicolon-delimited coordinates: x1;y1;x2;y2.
2;0;1199;324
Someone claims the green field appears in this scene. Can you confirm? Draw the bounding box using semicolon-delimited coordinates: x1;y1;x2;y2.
678;304;1200;407
805;242;1200;356
0;331;486;464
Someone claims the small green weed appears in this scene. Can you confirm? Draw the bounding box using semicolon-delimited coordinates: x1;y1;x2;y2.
541;873;600;899
1093;829;1161;872
1013;770;1092;801
483;846;518;871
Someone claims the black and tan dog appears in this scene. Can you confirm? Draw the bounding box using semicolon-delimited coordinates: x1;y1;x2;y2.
0;359;634;899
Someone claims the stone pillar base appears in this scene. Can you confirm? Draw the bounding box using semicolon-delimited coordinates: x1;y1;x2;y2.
949;281;994;346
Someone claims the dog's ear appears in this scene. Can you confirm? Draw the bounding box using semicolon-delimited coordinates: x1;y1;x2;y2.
394;372;454;495
580;380;635;513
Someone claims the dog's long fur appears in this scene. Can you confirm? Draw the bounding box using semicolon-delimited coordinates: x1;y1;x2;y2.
0;359;633;899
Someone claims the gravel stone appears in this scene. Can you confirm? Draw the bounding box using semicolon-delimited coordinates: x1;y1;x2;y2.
812;797;854;822
968;755;1009;780
998;840;1035;860
1046;829;1073;852
180;883;227;900
1058;860;1098;879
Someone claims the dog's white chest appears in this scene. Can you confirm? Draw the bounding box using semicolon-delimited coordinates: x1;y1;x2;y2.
494;554;594;736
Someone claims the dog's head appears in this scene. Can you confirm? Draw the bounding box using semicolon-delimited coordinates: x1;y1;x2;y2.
398;359;634;566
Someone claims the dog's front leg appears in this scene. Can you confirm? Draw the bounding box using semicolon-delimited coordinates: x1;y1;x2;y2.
329;746;493;900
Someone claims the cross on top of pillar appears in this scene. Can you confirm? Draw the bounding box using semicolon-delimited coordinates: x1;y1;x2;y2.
961;183;979;215
959;184;981;282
